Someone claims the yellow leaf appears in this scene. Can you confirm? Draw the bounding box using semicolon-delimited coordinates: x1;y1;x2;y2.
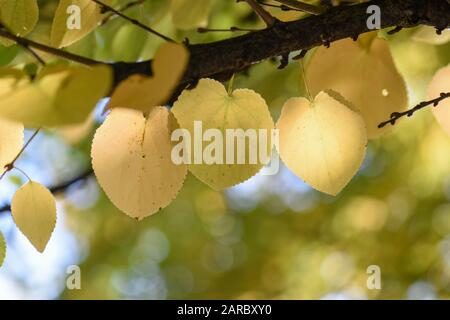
0;0;39;46
427;65;450;136
11;181;57;253
50;0;111;48
413;26;450;45
306;37;408;139
0;68;29;96
172;78;275;190
0;231;5;268
106;42;189;112
171;0;214;30
0;64;112;127
92;107;187;220
277;91;368;196
0;118;24;175
56;110;95;144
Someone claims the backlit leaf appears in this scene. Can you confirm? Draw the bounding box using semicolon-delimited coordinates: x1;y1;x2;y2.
51;0;112;48
92;107;187;220
306;36;408;139
0;118;24;175
0;0;39;46
413;26;450;45
172;78;275;190
106;42;189;112
427;65;450;136
11;181;57;253
277;90;368;196
0;64;112;127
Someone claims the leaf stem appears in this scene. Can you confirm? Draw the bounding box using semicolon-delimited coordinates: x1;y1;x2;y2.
300;60;312;101
244;0;277;27
91;0;174;42
0;128;41;181
13;167;32;182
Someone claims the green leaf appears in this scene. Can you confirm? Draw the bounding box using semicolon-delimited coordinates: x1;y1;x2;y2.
0;0;39;46
170;0;215;30
0;45;19;66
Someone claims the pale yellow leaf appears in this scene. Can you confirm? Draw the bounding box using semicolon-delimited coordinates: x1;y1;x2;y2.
106;42;189;112
277;90;368;196
171;0;214;30
0;118;24;175
92;107;187;220
172;78;275;190
427;65;450;136
306;37;408;139
56;110;95;144
0;0;39;46
413;26;450;45
0;64;112;127
11;181;57;253
51;0;111;48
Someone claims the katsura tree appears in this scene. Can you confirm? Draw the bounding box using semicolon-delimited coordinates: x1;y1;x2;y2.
0;0;449;264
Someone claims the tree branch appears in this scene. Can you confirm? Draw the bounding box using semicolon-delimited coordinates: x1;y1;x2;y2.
110;0;450;97
0;28;100;66
378;92;450;128
91;0;174;42
274;0;325;15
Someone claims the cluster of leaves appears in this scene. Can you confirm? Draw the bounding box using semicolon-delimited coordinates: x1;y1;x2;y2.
0;0;449;268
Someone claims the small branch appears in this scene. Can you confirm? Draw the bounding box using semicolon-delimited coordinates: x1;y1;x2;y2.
0;29;100;65
0;169;94;214
274;0;326;15
112;0;450;95
0;129;41;181
101;0;145;25
91;0;174;42
378;92;450;128
243;0;278;26
0;24;45;65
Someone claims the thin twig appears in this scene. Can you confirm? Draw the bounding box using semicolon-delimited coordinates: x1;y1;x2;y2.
0;169;94;214
101;0;145;25
274;0;326;14
243;0;278;26
0;128;41;181
0;29;100;65
378;92;450;128
0;24;46;65
91;0;174;42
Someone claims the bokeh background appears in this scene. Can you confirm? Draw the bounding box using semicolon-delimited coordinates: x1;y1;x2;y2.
0;0;450;299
